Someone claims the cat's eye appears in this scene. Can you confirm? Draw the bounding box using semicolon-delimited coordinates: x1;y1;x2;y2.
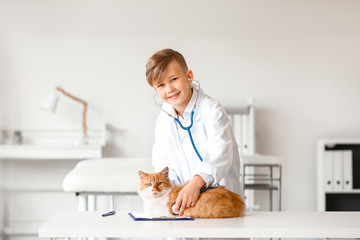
158;182;163;185
147;183;152;186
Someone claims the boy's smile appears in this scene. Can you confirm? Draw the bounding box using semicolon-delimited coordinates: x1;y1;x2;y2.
153;61;193;117
167;91;180;100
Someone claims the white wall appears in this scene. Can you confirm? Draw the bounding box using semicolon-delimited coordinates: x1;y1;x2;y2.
1;0;360;211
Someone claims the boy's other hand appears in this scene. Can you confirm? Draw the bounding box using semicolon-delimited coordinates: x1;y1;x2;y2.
175;175;205;216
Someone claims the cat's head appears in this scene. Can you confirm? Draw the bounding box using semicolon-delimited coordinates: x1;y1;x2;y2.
138;167;172;198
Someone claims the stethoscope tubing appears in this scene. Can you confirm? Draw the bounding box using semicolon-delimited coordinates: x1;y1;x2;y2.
154;80;203;162
174;111;203;162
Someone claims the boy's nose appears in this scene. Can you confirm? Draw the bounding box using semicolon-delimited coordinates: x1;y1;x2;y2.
166;84;175;92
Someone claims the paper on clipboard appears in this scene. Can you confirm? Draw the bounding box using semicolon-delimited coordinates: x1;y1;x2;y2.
128;212;194;221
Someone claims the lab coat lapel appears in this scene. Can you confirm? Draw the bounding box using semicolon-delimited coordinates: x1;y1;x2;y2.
193;88;204;121
159;103;188;144
170;118;193;182
176;117;191;142
160;103;188;153
177;88;204;141
156;106;191;182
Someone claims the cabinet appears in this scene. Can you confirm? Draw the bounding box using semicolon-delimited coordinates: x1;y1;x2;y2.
0;129;103;239
317;139;360;211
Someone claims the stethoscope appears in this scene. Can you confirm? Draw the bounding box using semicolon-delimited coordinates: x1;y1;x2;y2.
153;80;203;162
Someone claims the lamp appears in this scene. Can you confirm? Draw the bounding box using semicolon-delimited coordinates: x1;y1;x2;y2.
42;87;88;143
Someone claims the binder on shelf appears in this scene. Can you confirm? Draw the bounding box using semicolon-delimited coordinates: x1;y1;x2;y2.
333;151;343;191
318;140;359;211
324;151;334;191
343;150;353;190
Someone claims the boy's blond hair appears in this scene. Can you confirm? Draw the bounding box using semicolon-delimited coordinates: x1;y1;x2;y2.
146;49;188;86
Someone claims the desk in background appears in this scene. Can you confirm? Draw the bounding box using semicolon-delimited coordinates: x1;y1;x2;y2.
0;143;102;237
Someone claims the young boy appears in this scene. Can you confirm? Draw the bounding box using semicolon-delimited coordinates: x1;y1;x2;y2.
146;49;242;216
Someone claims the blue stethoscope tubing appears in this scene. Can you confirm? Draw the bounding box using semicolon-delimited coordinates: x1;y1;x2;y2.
174;111;203;162
154;80;203;162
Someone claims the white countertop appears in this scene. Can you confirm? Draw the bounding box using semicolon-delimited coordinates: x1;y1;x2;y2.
39;211;360;238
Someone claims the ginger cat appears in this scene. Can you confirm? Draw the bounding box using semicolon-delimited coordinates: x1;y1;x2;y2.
138;167;245;218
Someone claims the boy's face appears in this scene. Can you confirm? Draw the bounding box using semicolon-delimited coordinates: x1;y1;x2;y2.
153;61;193;114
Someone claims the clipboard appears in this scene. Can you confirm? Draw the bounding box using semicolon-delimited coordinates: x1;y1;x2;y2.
128;212;194;221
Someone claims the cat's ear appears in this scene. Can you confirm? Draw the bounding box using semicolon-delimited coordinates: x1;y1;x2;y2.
161;167;169;177
138;171;148;180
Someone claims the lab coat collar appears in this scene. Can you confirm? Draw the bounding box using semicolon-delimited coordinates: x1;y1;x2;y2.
182;85;200;119
162;102;176;118
159;87;204;124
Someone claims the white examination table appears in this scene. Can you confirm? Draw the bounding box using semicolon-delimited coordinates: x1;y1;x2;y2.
63;157;153;211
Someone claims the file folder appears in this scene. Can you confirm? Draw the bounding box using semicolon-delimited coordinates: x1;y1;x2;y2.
333;151;343;191
128;212;194;221
343;150;353;190
324;151;334;191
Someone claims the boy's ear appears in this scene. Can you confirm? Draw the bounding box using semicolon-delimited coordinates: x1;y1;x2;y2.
187;70;193;84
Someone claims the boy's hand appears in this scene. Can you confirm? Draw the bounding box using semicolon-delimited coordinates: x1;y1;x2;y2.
175;175;205;216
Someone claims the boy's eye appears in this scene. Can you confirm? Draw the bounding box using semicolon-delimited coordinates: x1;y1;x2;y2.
171;78;177;81
147;183;152;186
157;84;164;88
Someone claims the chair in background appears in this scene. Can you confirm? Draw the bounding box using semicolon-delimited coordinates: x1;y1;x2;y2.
242;155;282;211
226;99;283;211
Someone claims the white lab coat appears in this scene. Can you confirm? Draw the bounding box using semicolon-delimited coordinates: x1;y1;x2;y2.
152;87;242;196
